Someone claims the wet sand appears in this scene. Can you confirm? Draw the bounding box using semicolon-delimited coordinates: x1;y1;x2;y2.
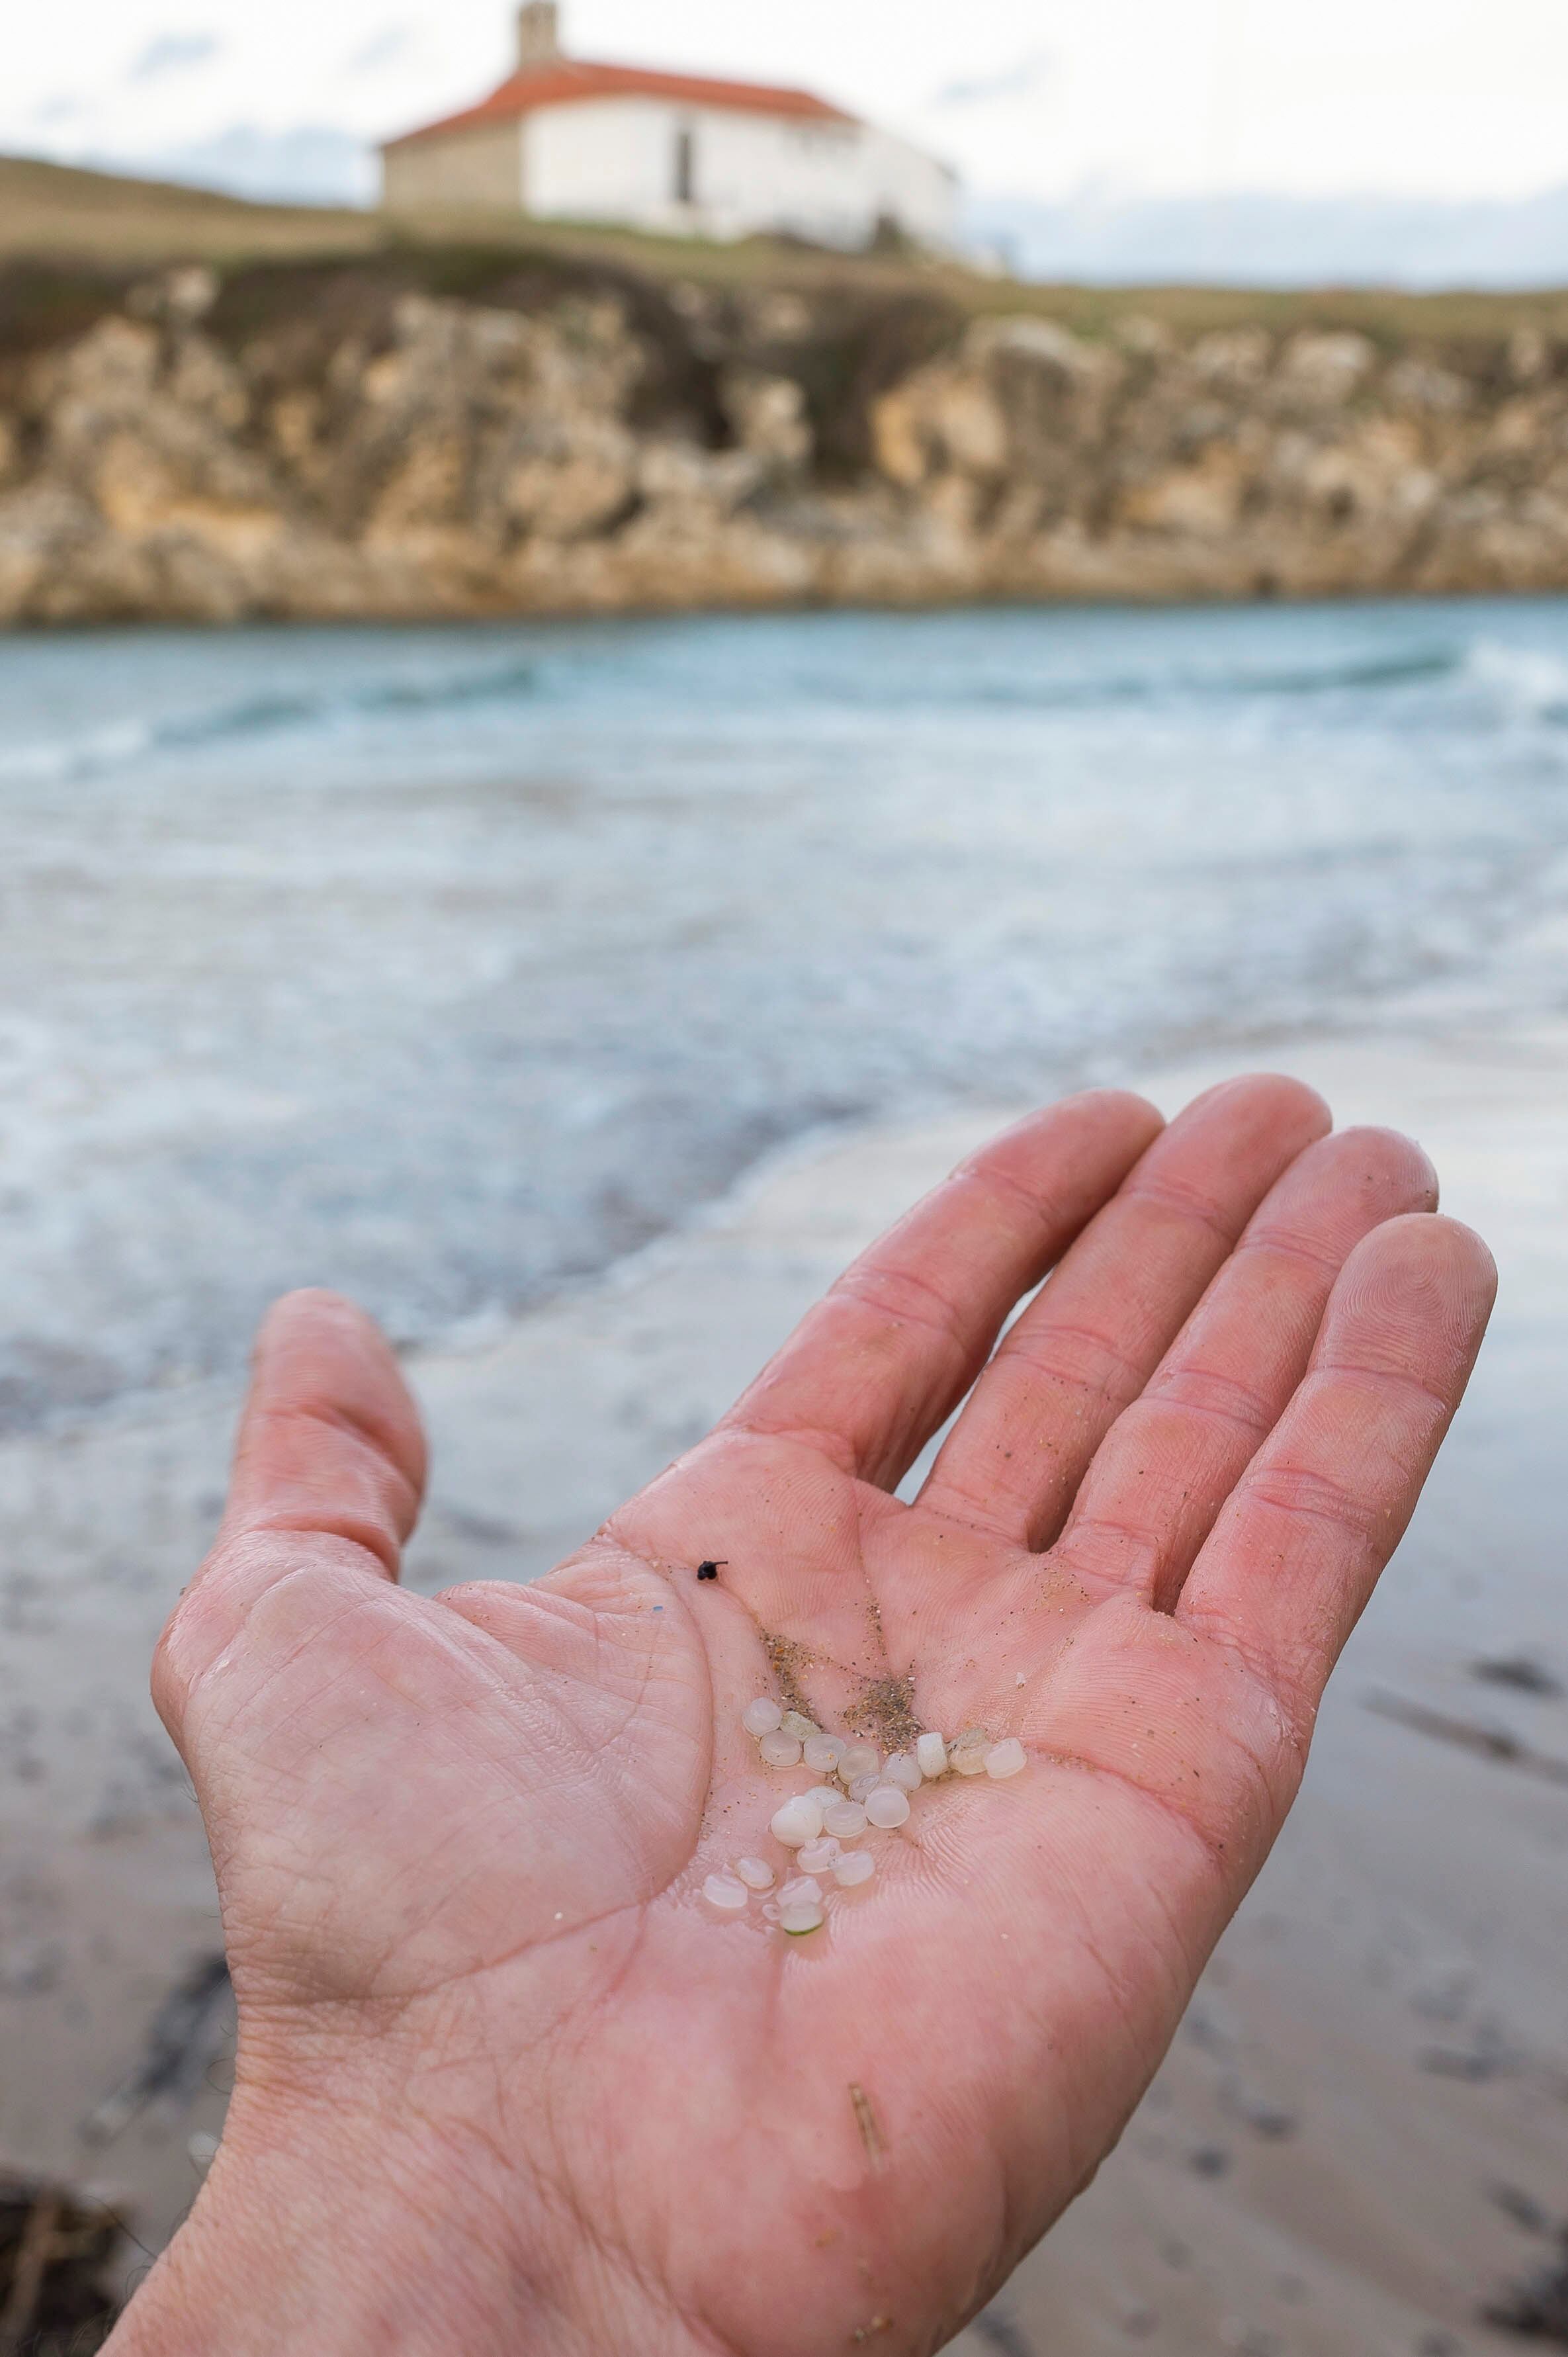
2;1021;1566;2350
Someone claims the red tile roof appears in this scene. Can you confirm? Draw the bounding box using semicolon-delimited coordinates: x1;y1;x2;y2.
384;60;856;151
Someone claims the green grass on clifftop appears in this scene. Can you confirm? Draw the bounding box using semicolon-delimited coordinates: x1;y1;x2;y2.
5;150;1568;349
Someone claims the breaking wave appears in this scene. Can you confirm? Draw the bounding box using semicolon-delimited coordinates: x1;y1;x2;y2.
0;658;541;785
6;622;1567;794
777;645;1465;715
1464;639;1568;721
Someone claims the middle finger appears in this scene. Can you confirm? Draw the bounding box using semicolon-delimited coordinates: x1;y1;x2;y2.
915;1074;1328;1548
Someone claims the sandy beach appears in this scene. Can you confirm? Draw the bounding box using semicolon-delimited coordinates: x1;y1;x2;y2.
3;1016;1566;2351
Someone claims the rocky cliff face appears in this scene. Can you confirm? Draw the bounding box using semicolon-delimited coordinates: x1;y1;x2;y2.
3;253;1567;625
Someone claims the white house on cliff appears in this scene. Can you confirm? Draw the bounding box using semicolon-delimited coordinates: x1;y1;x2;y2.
381;4;957;251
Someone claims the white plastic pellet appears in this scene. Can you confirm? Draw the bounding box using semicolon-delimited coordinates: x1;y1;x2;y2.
796;1837;842;1875
733;1856;775;1892
742;1698;784;1738
848;1774;881;1802
803;1734;846;1773
779;1899;826;1935
832;1849;875;1888
838;1743;881;1785
916;1732;949;1780
759;1732;803;1769
823;1800;868;1840
703;1872;750;1913
771;1795;825;1848
807;1784;843;1814
780;1710;819;1741
778;1875;824;1908
985;1738;1028;1781
883;1752;922;1793
865;1785;912;1830
950;1736;990;1777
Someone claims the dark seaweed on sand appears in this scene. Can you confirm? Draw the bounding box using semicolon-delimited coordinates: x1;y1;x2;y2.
1489;2232;1568;2345
0;2178;121;2354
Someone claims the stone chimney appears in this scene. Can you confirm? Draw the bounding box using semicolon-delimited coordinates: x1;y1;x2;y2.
517;2;562;69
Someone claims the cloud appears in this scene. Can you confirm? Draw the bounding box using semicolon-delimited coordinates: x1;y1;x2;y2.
934;51;1055;110
343;24;412;77
965;182;1568;289
103;122;374;205
30;94;86;124
130;32;222;81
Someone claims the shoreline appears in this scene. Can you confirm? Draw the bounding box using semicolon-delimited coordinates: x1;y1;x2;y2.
13;578;1568;640
9;587;1559;1458
0;1002;1519;1456
2;1018;1565;2350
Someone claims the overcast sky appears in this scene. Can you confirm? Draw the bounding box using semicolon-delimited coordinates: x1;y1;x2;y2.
8;0;1568;207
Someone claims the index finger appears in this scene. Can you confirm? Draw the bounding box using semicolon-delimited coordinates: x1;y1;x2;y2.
719;1090;1164;1490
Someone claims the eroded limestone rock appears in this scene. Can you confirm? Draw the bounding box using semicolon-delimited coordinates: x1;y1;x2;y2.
1;263;1566;623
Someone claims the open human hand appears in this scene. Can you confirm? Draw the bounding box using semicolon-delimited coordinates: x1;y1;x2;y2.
114;1077;1495;2357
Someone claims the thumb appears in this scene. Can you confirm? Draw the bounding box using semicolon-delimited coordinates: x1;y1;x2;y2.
153;1290;427;1734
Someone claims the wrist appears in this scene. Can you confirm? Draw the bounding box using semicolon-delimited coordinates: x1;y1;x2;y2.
105;2063;687;2357
109;2083;528;2357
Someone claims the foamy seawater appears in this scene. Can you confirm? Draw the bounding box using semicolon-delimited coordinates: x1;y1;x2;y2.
3;597;1567;1427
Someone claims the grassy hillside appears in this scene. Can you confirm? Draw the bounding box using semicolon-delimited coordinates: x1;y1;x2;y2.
0;154;380;265
5;150;1568;347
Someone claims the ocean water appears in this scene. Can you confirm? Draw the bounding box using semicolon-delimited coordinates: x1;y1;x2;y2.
3;596;1568;1429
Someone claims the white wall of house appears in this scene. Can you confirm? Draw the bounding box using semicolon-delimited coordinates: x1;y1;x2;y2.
523;97;956;249
855;126;960;250
523;99;672;228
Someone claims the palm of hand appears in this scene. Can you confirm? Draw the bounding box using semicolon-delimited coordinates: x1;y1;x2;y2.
150;1080;1493;2356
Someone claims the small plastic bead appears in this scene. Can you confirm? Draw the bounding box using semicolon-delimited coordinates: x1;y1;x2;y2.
703;1873;750;1913
771;1795;825;1848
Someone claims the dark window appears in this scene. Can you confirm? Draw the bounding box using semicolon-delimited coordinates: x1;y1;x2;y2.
674;127;696;204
